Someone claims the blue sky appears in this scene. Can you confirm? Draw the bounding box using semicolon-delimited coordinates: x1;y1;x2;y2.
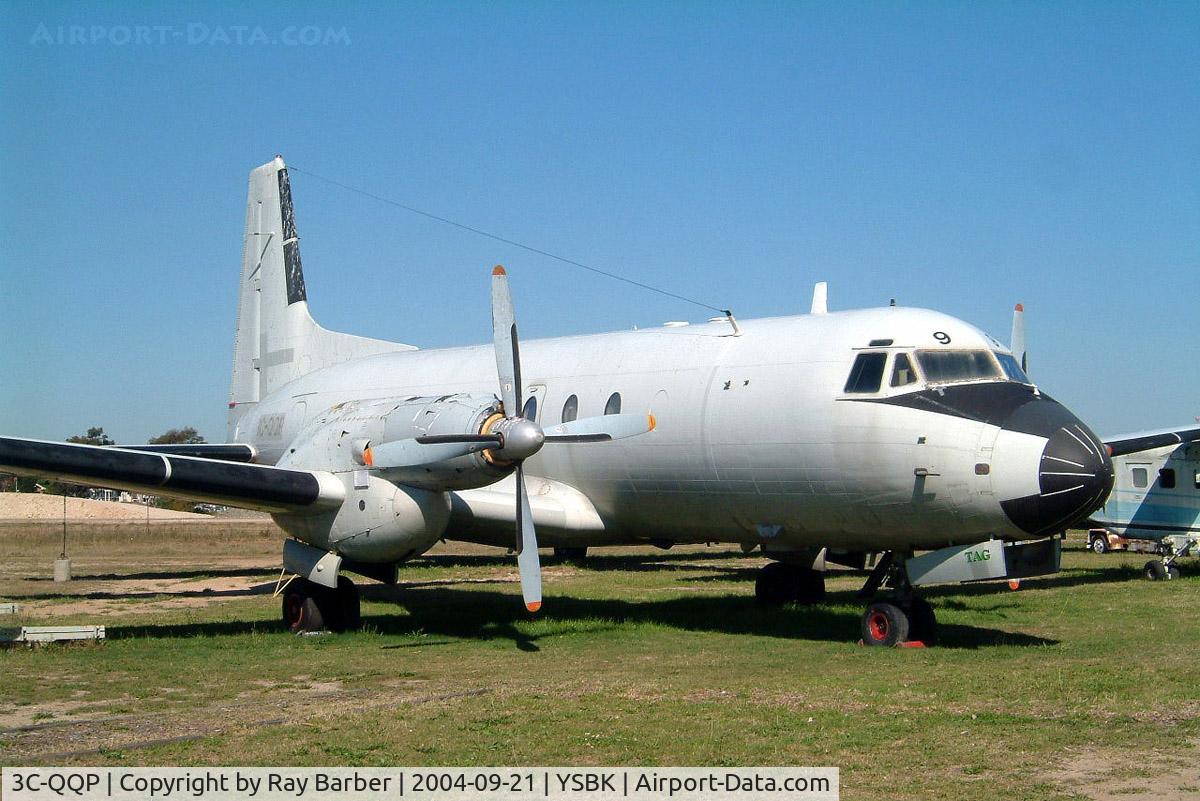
1;1;1196;444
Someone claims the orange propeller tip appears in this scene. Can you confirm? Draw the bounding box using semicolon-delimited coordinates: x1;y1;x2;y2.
648;414;657;432
526;601;542;613
492;265;506;276
362;447;374;467
1014;303;1024;312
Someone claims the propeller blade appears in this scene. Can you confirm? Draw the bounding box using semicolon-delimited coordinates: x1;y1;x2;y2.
543;413;656;443
514;464;542;613
370;436;499;469
491;265;522;415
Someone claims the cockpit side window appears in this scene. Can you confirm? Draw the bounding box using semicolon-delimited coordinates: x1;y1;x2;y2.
995;352;1030;383
915;350;1001;384
890;353;919;387
844;352;888;394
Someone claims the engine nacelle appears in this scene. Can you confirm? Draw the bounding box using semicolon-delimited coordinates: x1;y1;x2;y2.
284;394;515;491
274;473;451;564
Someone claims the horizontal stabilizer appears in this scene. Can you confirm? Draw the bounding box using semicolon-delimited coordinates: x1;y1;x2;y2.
0;437;344;514
1105;426;1200;458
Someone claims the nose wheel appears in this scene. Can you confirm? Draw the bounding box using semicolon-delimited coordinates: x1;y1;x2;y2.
281;576;362;634
857;552;937;647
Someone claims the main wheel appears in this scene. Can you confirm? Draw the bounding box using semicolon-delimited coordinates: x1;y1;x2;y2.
755;562;798;606
1144;560;1167;581
282;582;325;633
335;575;361;631
1166;564;1181;581
1090;535;1109;555
553;546;588;563
794;567;826;605
861;601;909;647
906;597;938;645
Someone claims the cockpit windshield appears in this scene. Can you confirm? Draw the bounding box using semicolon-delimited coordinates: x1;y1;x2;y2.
915;350;1001;384
994;352;1030;384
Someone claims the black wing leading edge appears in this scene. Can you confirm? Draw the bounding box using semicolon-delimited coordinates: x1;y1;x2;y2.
0;437;343;514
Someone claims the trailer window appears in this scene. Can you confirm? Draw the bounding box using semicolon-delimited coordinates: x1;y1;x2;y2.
1131;467;1148;489
1159;469;1176;489
890;353;919;387
916;350;1001;384
844;352;887;394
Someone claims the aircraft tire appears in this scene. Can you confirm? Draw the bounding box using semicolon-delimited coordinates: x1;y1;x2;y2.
282;581;325;633
1144;560;1167;581
794;567;826;605
755;562;798;606
554;547;588;563
906;597;937;646
1090;535;1108;555
335;575;361;631
861;601;909;647
1166;565;1181;581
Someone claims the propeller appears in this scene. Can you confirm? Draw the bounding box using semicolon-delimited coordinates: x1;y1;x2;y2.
367;266;656;612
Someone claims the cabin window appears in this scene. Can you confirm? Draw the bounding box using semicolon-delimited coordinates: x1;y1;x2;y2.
1131;467;1149;489
604;392;622;415
995;352;1030;383
1159;468;1176;489
561;394;578;423
521;396;538;421
890;353;919;387
916;350;1001;384
844;352;887;394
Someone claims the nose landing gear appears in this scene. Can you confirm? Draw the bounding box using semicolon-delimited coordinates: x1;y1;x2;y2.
857;552;937;647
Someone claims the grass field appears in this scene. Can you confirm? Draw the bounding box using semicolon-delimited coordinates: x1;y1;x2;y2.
1;524;1198;800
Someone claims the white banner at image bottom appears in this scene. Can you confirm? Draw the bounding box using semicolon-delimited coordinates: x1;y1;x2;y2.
3;767;839;801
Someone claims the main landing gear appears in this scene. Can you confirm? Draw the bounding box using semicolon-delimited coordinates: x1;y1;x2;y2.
857;552;937;647
282;575;361;634
754;561;826;606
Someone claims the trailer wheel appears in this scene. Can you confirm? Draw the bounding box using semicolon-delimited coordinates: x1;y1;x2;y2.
1090;535;1109;555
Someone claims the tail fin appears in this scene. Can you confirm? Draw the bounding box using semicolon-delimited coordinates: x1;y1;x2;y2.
228;157;415;432
1010;303;1027;375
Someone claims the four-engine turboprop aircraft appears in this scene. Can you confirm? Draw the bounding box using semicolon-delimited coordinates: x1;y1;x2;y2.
0;157;1120;646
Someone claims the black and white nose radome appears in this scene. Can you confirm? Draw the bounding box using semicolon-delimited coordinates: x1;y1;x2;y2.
995;395;1115;537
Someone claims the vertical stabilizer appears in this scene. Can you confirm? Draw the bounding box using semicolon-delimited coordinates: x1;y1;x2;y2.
1010;303;1027;374
228;157;416;437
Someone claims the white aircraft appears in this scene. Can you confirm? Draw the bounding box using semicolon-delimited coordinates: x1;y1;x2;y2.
0;157;1121;646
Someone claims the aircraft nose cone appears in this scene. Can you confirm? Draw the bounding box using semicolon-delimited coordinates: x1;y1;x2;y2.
999;401;1114;537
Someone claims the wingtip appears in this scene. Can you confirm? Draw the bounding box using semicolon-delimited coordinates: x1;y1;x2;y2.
493;265;506;276
525;600;542;613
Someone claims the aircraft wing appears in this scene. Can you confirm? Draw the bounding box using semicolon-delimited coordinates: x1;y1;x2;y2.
0;437;344;514
1104;425;1200;458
